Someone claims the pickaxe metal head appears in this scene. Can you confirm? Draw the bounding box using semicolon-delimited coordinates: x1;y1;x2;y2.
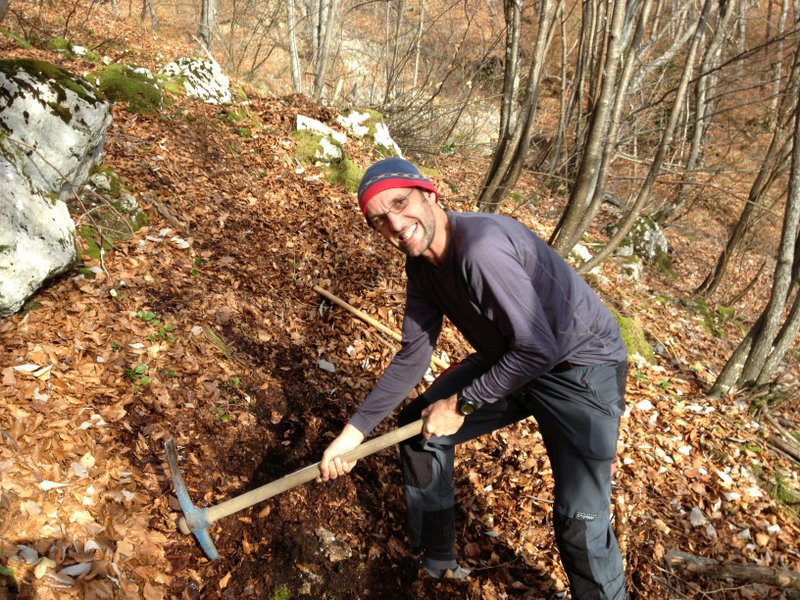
164;438;220;560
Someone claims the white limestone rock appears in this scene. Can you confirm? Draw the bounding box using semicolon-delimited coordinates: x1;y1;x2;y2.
296;115;347;145
160;57;232;104
0;166;76;316
0;59;112;201
0;59;111;316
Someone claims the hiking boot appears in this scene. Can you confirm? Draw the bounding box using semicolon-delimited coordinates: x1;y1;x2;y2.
421;563;471;580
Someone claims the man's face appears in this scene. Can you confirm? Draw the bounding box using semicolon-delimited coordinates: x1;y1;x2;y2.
365;187;437;258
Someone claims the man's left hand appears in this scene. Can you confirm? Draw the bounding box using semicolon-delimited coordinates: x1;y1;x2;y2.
421;395;465;439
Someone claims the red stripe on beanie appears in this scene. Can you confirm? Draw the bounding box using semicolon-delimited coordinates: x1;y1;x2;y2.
358;177;437;214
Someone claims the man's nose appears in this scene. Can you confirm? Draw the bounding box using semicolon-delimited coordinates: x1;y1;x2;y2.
385;211;404;231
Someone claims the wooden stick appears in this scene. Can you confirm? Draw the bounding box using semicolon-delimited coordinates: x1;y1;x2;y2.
665;549;800;590
313;285;450;371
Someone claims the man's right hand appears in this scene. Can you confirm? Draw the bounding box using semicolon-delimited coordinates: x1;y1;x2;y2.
320;424;365;480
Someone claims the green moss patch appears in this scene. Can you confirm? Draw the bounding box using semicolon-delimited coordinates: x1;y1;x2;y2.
1;29;33;49
326;157;364;193
0;59;99;104
292;129;325;164
610;307;654;363
91;64;163;114
156;73;186;97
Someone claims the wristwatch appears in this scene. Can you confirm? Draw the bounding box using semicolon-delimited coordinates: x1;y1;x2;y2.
456;390;478;416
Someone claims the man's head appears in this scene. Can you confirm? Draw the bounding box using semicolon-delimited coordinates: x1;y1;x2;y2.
356;158;445;262
357;158;438;217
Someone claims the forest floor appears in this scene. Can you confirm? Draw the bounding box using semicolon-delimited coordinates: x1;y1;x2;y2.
2;4;800;600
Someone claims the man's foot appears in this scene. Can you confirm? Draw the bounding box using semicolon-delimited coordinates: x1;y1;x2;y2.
421;563;470;580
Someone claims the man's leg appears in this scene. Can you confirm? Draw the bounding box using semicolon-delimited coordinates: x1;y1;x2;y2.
397;355;529;574
522;361;628;600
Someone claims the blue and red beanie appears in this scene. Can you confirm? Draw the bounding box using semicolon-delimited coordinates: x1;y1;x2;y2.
357;157;438;216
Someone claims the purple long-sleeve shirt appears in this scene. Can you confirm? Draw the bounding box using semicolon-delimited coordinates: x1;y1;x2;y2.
349;211;627;435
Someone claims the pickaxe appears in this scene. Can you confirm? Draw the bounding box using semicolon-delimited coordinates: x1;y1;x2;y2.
164;418;423;560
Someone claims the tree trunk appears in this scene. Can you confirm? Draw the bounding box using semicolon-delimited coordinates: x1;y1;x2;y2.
475;0;555;213
665;550;800;590
738;55;800;385
312;0;336;102
287;0;303;93
711;51;800;395
576;0;715;273
140;0;159;30
695;130;791;298
660;0;735;222
0;0;8;24
768;0;789;129
549;0;632;254
412;0;424;88
383;0;405;103
198;0;217;49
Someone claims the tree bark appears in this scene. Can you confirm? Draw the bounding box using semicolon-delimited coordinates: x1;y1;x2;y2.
198;0;217;49
549;0;631;254
738;56;800;385
0;0;8;24
660;0;735;222
665;550;800;590
287;0;303;93
140;0;159;30
695;131;792;298
312;0;336;102
711;51;800;395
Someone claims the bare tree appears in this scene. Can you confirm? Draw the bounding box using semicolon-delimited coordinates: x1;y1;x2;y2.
710;53;800;394
548;0;633;253
576;0;717;273
475;0;557;212
140;0;159;30
657;0;736;222
312;0;337;102
694;125;792;298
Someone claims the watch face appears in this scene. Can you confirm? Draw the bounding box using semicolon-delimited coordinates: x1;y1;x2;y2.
459;400;476;416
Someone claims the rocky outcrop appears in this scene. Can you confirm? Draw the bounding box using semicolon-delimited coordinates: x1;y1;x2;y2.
0;59;111;316
160;57;232;105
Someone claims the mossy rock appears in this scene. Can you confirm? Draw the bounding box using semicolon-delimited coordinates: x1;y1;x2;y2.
90;64;163;114
326;157;364;193
43;37;99;63
1;29;33;49
156;72;186;97
610;307;654;363
0;59;100;105
292;129;326;164
70;166;148;261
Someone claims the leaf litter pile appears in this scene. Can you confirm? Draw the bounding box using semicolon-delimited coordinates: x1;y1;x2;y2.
2;10;800;600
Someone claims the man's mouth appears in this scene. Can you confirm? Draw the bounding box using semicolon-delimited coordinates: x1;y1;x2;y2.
398;223;417;242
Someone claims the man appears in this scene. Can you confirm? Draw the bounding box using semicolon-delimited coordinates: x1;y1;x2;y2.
320;157;628;599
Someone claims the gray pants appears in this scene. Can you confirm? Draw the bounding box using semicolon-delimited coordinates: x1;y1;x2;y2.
397;355;627;600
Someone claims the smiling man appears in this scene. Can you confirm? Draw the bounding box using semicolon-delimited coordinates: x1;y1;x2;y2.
320;157;628;599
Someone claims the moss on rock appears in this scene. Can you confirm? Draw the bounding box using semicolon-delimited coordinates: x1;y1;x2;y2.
91;64;163;114
326;157;364;193
610;308;654;363
0;59;100;105
292;129;325;164
43;38;100;63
